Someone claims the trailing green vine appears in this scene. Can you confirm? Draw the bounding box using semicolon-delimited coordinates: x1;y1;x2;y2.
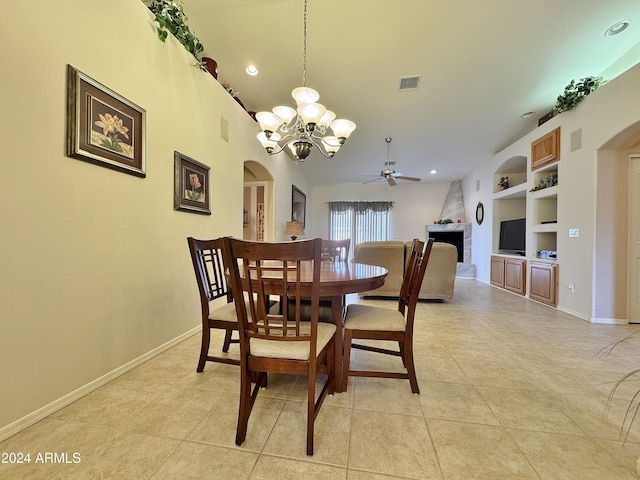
144;0;206;70
553;76;605;114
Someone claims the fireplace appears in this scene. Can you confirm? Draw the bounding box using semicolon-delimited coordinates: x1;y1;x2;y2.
426;223;475;277
428;231;464;262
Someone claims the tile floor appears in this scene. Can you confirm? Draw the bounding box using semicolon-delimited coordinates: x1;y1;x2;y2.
3;279;640;479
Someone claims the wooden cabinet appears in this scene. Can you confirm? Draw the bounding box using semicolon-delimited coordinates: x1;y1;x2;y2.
491;256;526;295
490;256;505;287
504;257;526;295
529;261;558;306
531;127;560;171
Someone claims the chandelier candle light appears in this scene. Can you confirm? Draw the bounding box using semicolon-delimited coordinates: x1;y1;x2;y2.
255;0;356;163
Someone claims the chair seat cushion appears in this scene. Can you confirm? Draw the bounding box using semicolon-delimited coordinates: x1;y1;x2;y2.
208;301;238;322
344;303;405;331
250;323;336;360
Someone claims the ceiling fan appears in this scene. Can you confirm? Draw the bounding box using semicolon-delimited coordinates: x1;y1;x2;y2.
362;137;421;186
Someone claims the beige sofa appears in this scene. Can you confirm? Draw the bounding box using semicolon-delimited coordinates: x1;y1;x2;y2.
353;240;458;301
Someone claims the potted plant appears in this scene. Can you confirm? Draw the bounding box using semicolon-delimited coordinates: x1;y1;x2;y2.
144;0;206;70
553;76;605;114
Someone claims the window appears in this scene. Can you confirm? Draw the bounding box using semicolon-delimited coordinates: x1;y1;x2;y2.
328;201;393;261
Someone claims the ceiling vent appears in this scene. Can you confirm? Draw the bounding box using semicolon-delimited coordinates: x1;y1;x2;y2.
399;75;421;91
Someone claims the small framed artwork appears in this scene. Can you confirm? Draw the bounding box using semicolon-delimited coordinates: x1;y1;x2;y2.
66;65;146;177
291;185;306;228
174;151;211;215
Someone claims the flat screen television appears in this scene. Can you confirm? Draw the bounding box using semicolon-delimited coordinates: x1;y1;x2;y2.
499;218;526;255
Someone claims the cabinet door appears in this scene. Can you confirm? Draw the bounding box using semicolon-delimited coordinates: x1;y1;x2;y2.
490;256;505;287
530;262;558;306
504;258;526;295
531;127;560;171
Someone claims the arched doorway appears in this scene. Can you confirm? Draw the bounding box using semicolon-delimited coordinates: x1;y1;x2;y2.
243;161;275;241
596;120;640;323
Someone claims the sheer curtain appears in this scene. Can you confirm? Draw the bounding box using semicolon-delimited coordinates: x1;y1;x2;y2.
327;201;393;261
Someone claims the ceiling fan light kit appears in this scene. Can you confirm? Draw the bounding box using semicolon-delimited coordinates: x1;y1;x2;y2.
255;0;356;163
362;137;422;186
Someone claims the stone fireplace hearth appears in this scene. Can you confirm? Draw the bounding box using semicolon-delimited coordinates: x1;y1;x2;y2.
426;223;476;277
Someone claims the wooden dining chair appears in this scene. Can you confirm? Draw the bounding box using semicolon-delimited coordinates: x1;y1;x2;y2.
321;238;350;262
342;238;434;393
187;237;240;371
223;237;336;456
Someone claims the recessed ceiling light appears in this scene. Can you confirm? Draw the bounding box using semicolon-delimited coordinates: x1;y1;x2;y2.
521;111;535;118
605;20;630;36
245;65;259;76
430;169;438;175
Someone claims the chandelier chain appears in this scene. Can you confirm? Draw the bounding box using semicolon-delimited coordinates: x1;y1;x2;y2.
302;0;307;87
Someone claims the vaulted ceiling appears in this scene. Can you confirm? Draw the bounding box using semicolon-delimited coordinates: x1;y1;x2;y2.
181;0;640;186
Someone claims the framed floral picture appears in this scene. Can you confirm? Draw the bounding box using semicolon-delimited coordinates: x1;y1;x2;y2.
174;151;211;215
291;185;306;228
66;65;146;177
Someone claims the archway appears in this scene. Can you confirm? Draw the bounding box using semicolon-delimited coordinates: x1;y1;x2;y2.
243;160;275;241
595;120;640;323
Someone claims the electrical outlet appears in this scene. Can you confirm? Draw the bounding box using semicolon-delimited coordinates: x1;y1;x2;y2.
569;228;580;238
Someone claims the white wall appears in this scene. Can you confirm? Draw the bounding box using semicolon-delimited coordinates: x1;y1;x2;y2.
0;0;304;438
310;181;453;241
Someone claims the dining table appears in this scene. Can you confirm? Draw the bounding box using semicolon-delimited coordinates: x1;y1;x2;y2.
284;260;388;393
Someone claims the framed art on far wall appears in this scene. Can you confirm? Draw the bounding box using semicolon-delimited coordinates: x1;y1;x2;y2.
291;185;306;228
174;151;211;215
66;65;146;177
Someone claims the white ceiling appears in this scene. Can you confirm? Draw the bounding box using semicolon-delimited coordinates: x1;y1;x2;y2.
180;0;640;186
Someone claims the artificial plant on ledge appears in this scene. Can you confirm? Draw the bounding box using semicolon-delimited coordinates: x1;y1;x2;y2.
553;76;605;114
144;0;206;70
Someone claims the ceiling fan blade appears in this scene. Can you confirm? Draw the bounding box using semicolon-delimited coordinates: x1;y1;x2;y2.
362;177;384;185
387;176;397;186
396;175;421;182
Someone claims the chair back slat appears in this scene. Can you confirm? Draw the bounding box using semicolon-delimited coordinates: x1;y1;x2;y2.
224;238;323;351
321;238;350;262
399;238;434;314
187;237;231;307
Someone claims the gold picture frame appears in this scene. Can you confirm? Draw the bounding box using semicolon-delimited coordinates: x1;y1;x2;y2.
66;65;146;177
174;151;211;215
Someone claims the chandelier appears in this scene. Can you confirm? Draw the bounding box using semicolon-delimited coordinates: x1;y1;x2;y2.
255;0;356;163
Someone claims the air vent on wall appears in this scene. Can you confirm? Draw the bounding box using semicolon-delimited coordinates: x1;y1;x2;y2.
399;75;421;91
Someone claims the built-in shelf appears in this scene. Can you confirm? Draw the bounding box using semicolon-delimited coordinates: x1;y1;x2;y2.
529;185;558;199
491;136;561;307
493;183;528;199
532;223;558;233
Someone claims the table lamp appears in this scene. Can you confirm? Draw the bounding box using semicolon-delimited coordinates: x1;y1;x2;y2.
285;221;304;240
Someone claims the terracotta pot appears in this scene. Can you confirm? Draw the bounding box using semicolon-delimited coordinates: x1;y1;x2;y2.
202;57;217;79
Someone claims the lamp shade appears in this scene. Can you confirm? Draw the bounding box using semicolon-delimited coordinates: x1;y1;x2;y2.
297;103;327;125
317;109;336;128
292;86;320;106
285;221;305;239
330;119;357;141
321;136;341;156
272;105;297;125
256;111;282;135
257;132;281;152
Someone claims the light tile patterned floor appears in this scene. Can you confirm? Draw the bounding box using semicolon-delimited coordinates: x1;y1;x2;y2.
3;279;640;479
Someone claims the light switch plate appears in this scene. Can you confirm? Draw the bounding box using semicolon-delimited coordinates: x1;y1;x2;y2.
569;228;580;238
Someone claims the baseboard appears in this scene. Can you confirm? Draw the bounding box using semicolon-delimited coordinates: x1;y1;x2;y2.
0;326;199;443
589;316;628;324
